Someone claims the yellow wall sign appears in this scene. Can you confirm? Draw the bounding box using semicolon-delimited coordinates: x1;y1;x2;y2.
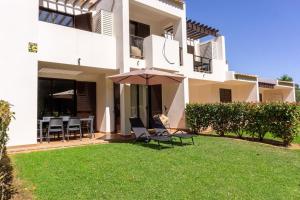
28;42;38;53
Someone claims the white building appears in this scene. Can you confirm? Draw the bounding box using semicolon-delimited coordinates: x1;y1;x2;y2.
0;0;295;146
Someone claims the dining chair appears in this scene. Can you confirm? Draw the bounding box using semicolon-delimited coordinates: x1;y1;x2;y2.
66;117;82;141
47;118;64;142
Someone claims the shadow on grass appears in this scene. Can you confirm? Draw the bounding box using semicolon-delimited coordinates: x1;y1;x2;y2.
97;133;197;149
198;133;286;147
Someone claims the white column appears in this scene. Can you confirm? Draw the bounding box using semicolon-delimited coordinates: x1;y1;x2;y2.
113;0;131;135
97;74;114;133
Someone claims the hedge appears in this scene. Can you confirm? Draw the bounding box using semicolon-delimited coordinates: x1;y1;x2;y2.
0;100;14;200
185;103;300;146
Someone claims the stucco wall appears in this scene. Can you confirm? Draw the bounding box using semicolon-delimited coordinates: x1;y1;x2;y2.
162;82;186;129
38;22;116;69
144;35;180;70
261;87;295;103
189;82;258;104
0;0;39;146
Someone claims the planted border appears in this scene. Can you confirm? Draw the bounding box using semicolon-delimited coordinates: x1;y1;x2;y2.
185;103;300;146
0;100;14;200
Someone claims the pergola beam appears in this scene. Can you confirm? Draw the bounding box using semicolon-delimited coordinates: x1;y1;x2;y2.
88;0;101;11
80;0;90;9
186;19;219;40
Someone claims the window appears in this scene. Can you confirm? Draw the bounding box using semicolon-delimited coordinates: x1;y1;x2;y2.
130;20;150;38
39;7;92;31
129;21;150;59
38;78;96;119
39;7;74;28
259;93;263;102
219;89;232;103
38;78;76;118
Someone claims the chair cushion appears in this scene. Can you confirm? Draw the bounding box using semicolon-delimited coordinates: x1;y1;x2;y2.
131;46;142;58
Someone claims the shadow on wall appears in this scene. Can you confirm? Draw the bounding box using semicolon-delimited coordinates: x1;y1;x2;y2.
163;83;186;129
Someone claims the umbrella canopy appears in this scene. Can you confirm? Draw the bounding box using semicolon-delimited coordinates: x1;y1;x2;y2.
107;69;185;85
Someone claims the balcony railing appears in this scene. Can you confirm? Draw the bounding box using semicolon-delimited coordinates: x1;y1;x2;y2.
193;55;212;73
130;35;144;59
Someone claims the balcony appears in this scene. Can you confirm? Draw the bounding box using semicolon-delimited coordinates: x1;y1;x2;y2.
38;22;116;70
130;35;144;59
193;56;212;73
143;35;180;71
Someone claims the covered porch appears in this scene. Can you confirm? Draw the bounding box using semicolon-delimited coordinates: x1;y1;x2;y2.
189;78;259;103
258;79;295;102
37;61;117;142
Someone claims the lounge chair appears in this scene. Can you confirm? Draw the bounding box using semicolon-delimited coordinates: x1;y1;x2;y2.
151;116;195;146
129;117;173;149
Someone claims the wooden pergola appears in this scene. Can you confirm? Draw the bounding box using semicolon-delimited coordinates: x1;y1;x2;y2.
41;0;102;12
186;19;219;40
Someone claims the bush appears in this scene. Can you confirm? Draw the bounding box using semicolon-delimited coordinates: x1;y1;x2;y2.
264;103;300;146
185;102;300;146
210;103;232;136
0;100;14;200
185;104;211;133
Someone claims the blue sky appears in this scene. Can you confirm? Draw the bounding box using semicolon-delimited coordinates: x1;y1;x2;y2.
186;0;300;83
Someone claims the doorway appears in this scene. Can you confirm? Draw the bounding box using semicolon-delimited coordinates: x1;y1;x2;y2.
130;84;162;127
113;84;121;133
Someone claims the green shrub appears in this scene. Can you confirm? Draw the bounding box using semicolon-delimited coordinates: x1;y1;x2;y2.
185;102;300;146
246;103;269;141
0;100;14;200
210;103;232;136
185;104;211;133
227;103;250;138
264;103;300;146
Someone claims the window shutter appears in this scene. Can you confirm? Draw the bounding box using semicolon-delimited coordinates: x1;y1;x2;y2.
75;13;92;31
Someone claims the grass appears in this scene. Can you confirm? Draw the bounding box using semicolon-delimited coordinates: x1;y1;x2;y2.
12;136;300;200
210;131;300;145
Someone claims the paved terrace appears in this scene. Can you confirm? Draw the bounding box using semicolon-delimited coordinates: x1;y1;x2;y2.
8;133;135;154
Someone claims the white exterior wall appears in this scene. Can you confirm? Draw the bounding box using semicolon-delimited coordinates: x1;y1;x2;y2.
144;35;180;71
162;82;186;129
261;87;295;103
0;0;39;146
189;82;259;104
38;22;116;69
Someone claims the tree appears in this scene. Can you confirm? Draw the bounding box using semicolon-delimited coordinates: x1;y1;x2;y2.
279;74;293;82
295;84;300;102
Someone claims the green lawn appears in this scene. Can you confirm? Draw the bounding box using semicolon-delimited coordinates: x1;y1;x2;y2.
12;137;300;200
294;134;300;144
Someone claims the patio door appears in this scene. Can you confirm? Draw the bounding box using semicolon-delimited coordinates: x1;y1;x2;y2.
38;78;96;120
130;85;162;127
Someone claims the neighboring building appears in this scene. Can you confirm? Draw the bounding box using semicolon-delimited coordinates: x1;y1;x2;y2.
0;0;295;146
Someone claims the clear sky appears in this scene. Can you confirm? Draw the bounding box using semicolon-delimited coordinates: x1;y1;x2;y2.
186;0;300;84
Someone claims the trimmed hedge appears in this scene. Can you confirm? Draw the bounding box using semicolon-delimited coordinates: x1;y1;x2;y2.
185;103;300;146
0;100;14;200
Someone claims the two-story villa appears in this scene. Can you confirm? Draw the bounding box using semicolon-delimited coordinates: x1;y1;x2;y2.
0;0;295;147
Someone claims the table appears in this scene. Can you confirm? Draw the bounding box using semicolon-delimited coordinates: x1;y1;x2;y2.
38;118;94;143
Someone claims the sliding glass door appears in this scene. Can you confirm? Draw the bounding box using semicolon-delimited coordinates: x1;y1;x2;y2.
130;84;162;127
38;78;96;120
38;78;76;118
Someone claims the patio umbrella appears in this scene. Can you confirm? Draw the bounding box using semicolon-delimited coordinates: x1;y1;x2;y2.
107;69;185;85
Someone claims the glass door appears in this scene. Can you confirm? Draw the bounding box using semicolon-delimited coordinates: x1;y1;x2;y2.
130;85;162;128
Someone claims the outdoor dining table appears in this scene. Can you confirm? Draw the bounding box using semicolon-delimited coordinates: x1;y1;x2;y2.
38;117;94;143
